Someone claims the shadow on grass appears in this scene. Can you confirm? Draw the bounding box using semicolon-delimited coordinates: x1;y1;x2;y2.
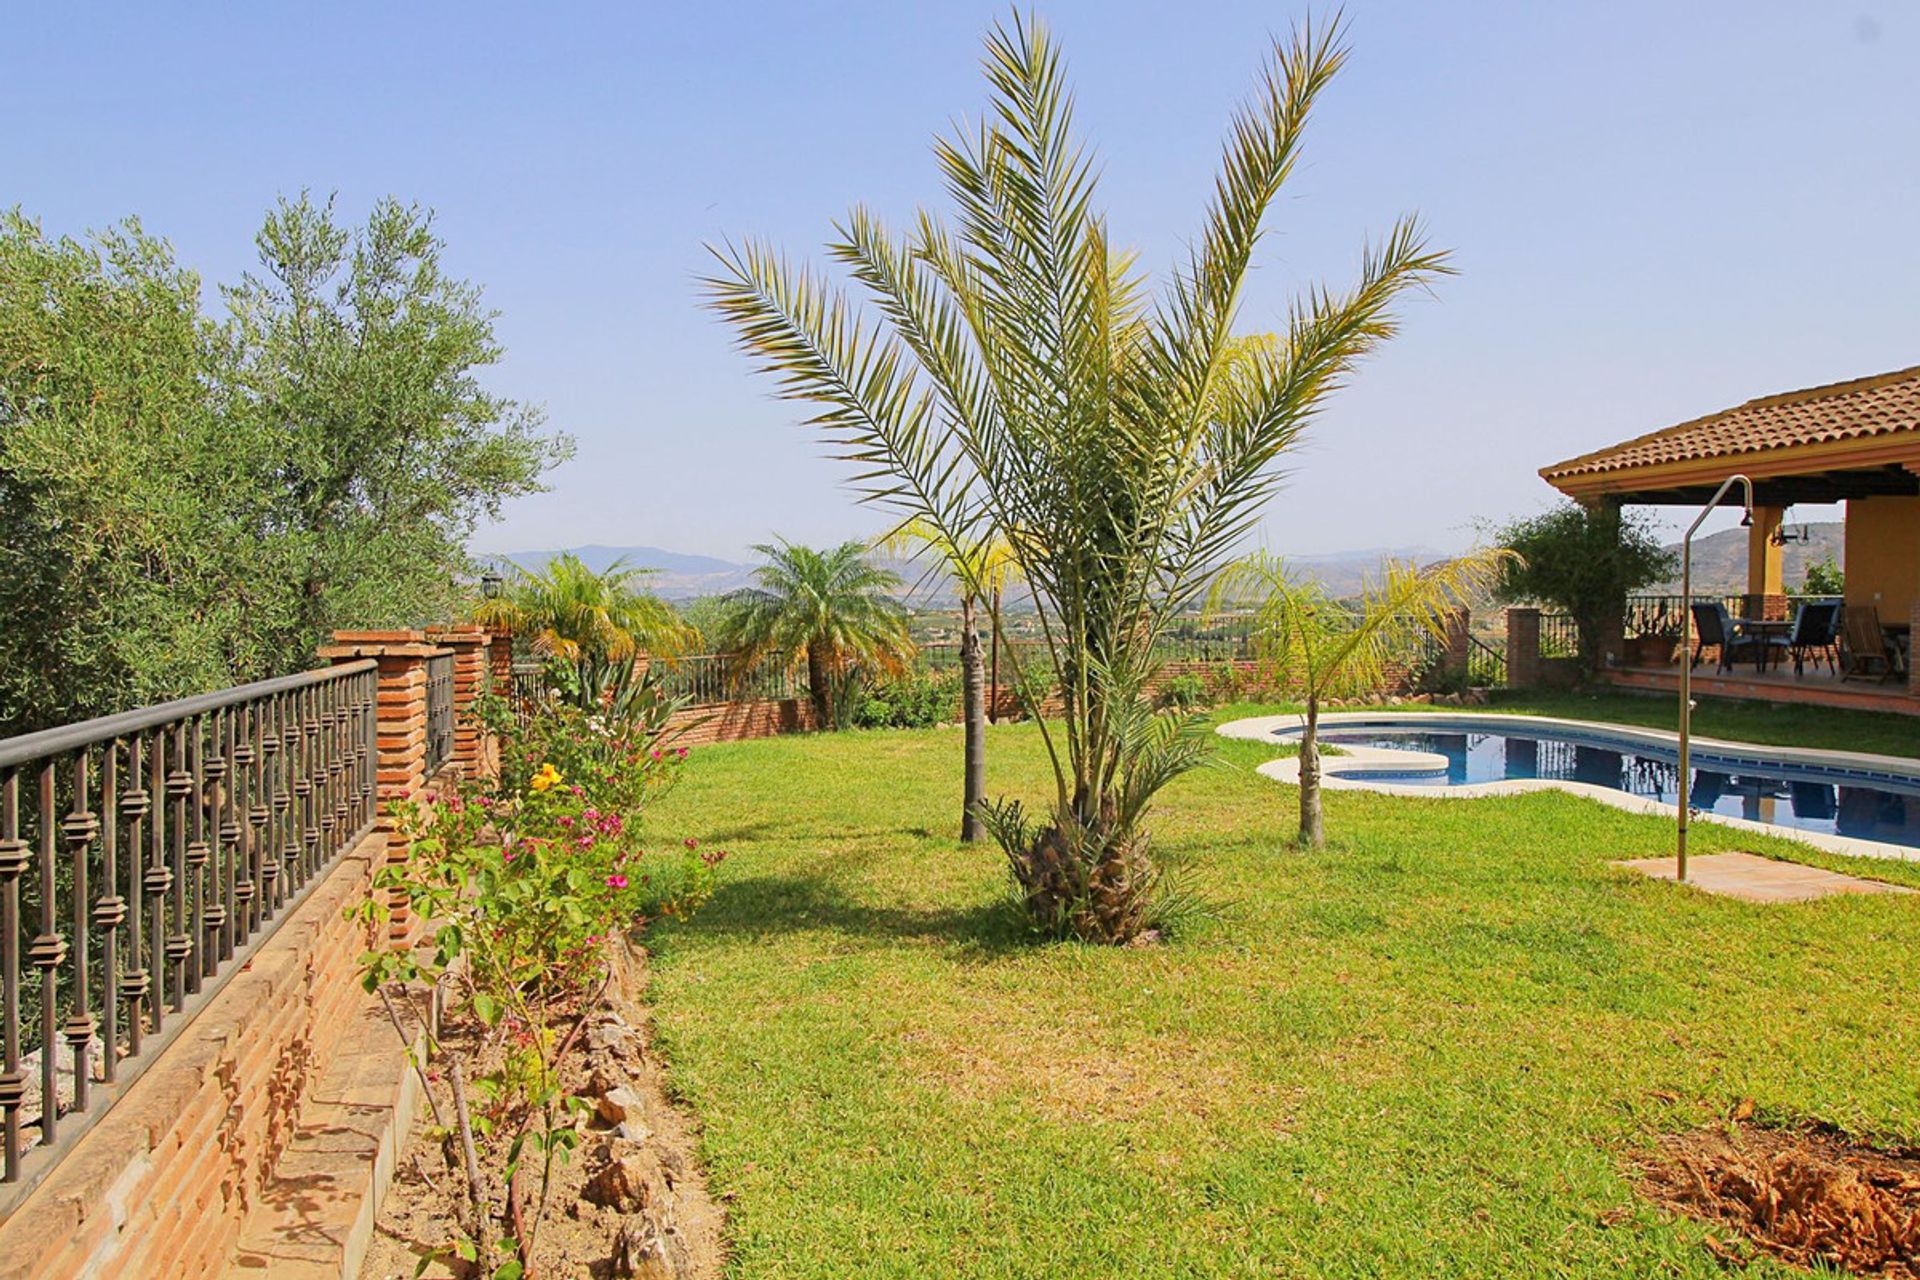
688;872;1030;957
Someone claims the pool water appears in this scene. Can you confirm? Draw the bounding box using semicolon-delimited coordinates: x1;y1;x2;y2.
1319;728;1920;850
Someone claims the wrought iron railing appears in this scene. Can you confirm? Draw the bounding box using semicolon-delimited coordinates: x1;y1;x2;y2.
426;653;454;772
1539;612;1581;659
1467;634;1507;687
652;655;797;705
1624;592;1843;640
0;661;378;1206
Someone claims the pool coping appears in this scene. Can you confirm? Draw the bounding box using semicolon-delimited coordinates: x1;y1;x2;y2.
1214;711;1920;864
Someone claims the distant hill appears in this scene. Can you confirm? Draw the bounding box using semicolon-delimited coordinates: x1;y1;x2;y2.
482;542;1460;604
486;545;757;599
1649;521;1842;594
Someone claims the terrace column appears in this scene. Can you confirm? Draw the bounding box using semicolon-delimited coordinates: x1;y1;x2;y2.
1747;505;1785;620
1506;607;1541;689
319;629;447;944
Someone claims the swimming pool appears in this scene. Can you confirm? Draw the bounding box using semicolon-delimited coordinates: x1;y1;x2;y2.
1323;726;1920;850
1215;712;1920;857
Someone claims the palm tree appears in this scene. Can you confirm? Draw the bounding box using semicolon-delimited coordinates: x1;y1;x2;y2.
704;15;1447;941
716;540;913;728
1209;550;1514;848
880;520;1020;842
475;552;692;663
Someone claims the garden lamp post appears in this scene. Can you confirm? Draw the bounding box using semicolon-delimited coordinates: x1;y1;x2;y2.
481;570;504;600
1676;473;1754;882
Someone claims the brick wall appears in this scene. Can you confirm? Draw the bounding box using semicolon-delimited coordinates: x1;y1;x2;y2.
0;826;387;1280
0;629;493;1279
666;697;818;746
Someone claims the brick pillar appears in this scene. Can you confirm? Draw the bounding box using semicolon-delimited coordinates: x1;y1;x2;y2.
1442;607;1470;683
1507;607;1542;689
427;624;495;780
1910;599;1919;699
319;629;446;944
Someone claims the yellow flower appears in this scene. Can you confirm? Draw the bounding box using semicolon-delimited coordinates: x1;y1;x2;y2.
529;763;563;793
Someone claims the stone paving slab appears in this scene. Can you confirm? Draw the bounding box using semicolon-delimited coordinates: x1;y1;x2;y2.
1614;851;1916;902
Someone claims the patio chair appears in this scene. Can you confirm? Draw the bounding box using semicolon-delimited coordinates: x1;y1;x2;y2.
1787;600;1841;676
1690;602;1781;673
1840;605;1899;682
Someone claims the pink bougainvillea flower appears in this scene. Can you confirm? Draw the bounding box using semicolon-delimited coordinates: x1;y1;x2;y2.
605;874;629;889
676;747;689;758
683;838;699;850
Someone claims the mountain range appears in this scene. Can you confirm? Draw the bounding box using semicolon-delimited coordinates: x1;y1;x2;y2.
488;524;1842;604
486;542;1457;603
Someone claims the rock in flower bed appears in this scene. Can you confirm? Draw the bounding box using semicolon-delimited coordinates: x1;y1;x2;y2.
361;937;723;1279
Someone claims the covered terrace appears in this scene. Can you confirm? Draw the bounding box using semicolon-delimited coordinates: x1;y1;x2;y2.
1540;364;1920;713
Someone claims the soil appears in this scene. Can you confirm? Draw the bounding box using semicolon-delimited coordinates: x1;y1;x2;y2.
1640;1118;1920;1277
359;938;724;1280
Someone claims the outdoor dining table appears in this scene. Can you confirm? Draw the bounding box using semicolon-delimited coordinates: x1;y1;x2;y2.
1740;618;1792;673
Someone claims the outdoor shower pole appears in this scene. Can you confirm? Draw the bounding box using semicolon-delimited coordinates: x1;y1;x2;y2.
1677;473;1755;882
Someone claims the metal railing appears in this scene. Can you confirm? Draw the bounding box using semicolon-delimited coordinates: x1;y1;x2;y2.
1539;612;1582;659
1467;634;1507;687
0;661;378;1207
1625;592;1843;640
652;655;797;705
426;654;454;773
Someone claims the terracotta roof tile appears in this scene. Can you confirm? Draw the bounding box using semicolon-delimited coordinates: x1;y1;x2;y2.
1541;365;1920;480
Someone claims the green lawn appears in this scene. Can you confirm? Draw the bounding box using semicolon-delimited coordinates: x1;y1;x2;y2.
643;714;1920;1278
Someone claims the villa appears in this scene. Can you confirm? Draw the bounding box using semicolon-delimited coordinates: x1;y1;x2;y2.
1540;364;1920;714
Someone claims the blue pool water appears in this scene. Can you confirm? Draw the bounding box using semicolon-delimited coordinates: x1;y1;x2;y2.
1318;727;1920;850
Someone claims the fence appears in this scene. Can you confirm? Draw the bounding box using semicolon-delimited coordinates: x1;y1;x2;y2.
0;661;380;1199
1467;634;1507;687
653;654;797;705
1625;592;1843;640
426;652;454;773
1538;612;1581;659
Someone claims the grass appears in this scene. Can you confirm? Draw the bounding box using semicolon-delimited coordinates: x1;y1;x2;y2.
642;713;1920;1278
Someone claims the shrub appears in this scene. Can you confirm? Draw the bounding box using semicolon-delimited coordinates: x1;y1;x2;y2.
354;687;722;1270
850;671;959;729
1157;673;1210;711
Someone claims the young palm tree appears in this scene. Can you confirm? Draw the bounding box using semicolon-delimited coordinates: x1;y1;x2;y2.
880;520;1020;842
475;552;691;662
705;14;1447;941
1209;550;1514;848
716;540;913;728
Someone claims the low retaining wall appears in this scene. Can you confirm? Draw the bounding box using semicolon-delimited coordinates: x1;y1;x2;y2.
0;827;391;1280
667;697;818;746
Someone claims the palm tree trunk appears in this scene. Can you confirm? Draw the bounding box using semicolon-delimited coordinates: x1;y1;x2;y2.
806;642;832;729
959;594;986;842
1298;692;1325;848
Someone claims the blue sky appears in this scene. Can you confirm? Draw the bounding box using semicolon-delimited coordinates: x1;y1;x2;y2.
5;2;1913;559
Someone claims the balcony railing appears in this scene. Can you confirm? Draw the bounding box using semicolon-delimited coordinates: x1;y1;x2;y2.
0;661;379;1206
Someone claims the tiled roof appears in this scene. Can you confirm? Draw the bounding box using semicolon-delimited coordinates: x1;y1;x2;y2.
1542;365;1920;481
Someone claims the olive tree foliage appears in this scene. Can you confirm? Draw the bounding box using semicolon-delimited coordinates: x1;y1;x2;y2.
1487;502;1675;670
705;15;1447;941
0;197;569;734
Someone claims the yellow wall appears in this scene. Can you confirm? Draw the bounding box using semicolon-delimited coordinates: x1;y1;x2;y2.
1843;496;1920;625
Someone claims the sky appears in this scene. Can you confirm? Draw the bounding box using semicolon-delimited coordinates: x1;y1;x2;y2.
5;2;1914;562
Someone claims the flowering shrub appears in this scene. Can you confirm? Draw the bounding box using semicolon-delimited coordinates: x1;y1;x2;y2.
354;673;724;1274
